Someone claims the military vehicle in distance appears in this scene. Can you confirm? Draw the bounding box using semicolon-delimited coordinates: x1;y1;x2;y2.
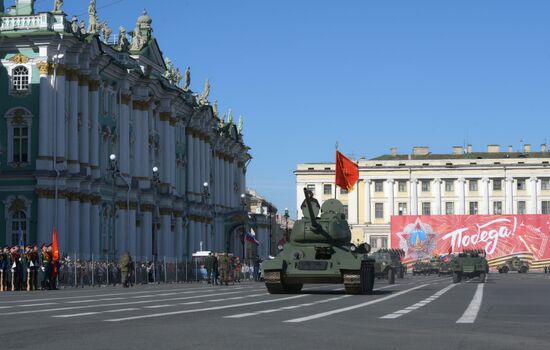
412;260;428;276
438;256;452;276
497;256;529;273
262;188;375;294
450;250;489;283
371;249;406;283
428;258;440;275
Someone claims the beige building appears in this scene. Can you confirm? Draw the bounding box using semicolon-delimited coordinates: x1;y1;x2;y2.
296;144;550;251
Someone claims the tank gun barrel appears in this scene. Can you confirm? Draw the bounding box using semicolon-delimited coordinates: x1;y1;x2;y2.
303;188;322;232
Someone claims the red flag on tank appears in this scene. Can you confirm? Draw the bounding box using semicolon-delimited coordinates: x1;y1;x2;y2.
52;227;60;275
335;150;359;191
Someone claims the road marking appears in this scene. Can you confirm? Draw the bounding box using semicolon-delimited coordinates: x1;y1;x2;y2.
104;295;308;322
0;285;253;304
380;283;456;319
456;283;484;324
4;289;265;316
283;284;429;323
53;308;140;318
225;295;352;318
17;303;58;308
143;305;174;309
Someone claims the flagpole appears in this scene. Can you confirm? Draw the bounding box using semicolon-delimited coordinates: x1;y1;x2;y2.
334;142;338;200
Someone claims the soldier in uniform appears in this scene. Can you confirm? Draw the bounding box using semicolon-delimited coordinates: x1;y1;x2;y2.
41;244;52;290
0;246;8;291
212;253;219;285
119;251;131;288
29;245;39;291
205;253;213;284
10;246;22;291
218;252;230;286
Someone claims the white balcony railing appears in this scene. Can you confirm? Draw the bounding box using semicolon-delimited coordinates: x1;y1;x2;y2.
0;12;66;32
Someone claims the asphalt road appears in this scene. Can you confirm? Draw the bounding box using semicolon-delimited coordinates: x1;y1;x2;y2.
0;273;548;350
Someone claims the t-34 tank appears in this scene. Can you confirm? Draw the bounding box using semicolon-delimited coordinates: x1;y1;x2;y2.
262;188;375;294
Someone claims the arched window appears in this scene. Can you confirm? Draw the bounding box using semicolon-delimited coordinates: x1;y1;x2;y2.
12;66;29;92
11;211;27;246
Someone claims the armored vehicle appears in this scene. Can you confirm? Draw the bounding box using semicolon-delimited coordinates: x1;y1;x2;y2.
412;261;426;276
428;258;440;275
497;256;529;273
438;256;452;276
262;188;375;294
450;250;489;283
371;249;406;283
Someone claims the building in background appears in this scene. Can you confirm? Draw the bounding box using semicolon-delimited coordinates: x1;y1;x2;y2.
296;144;550;251
0;1;251;259
247;189;280;258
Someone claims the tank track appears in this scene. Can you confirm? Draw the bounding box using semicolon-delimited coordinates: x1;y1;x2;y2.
264;271;285;294
343;272;361;294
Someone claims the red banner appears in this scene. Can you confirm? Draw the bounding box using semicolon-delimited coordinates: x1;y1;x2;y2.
391;215;550;266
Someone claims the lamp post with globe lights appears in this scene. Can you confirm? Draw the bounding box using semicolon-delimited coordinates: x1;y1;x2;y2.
202;182;210;251
240;193;247;260
107;154;119;259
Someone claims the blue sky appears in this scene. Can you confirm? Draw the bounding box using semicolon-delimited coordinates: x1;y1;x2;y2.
31;0;550;217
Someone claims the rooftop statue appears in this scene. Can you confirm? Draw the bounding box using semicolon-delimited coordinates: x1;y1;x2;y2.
101;21;112;43
164;58;182;85
79;20;86;35
117;26;130;51
213;100;218;117
219;114;226;128
238;115;244;134
130;25;145;51
183;66;191;91
53;0;63;13
88;0;99;34
71;16;78;34
227;109;233;124
199;79;210;105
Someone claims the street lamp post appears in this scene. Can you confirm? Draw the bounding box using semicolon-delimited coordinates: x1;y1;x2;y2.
151;166;160;257
284;208;289;242
240;193;246;260
107;154;118;260
202;182;210;251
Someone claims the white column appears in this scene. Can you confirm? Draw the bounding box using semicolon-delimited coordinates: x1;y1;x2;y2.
170;120;177;189
194;137;201;200
89;80;100;178
505;177;514;214
116;207;128;256
141;106;151;178
128;205;137;257
78;76;90;172
37;195;49;244
348;182;358;224
160;114;171;183
481;177;490;215
68;195;80;255
141;207;153;257
57;198;67;252
530;177;538;214
55;66;66;162
385;179;394;219
37;63;50;169
410;179;418;215
296;182;306;219
119;92;130;174
67;70;79;173
175;215;183;258
433;178;442;215
131;100;141;175
80;198;91;258
90;200;100;257
214;156;221;206
458;178;466;214
364;179;371;223
186;133;194;200
160;209;172;257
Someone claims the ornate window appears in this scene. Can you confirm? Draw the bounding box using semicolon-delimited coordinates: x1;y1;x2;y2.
10;211;27;246
12;66;30;92
3;196;31;246
4;108;33;167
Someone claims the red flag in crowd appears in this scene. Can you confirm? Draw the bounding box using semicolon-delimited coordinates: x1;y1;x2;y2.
52;226;60;275
335;150;359;191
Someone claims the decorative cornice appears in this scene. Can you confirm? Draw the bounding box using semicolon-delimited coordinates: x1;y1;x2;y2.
169;117;177;126
66;192;80;201
9;53;30;64
140;203;154;212
78;75;89;86
36;61;50;76
66;69;79;81
120;94;131;105
159;112;171;121
89;80;101;92
159;207;173;216
116;201;128;210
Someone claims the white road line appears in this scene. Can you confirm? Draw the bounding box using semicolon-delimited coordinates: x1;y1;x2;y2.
283;284;429;323
143;305;174;309
4;288;265;316
456;283;484;324
53;308;140;318
380;283;456;319
0;285;259;305
104;294;308;322
225;295;352;318
17;303;58;308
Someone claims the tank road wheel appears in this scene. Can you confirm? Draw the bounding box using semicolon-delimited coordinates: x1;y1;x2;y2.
387;268;395;285
360;260;375;294
502;266;509;274
343;271;361;295
452;271;462;283
479;272;486;283
264;270;285;294
520;266;528;274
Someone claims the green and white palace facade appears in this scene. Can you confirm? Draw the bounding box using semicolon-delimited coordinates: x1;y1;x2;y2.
0;1;251;259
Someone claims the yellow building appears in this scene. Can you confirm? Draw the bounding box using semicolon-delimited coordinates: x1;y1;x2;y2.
296;144;550;251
